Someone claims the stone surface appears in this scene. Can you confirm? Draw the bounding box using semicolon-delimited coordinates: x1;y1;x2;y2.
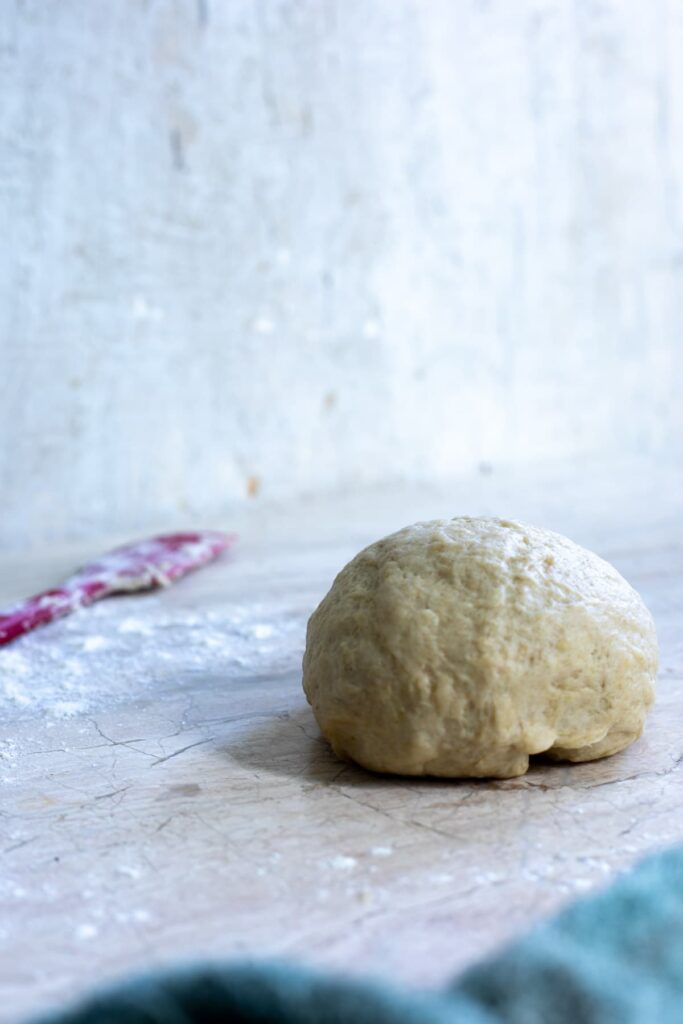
1;458;683;1022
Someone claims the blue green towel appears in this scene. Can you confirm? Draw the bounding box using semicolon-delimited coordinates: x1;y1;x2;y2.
40;845;683;1024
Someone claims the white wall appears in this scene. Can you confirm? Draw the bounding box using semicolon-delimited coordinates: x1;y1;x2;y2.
2;0;682;551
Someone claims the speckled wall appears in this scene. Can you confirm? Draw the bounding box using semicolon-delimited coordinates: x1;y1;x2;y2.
2;1;682;550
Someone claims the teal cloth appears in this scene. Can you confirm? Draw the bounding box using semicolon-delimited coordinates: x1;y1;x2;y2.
40;845;683;1024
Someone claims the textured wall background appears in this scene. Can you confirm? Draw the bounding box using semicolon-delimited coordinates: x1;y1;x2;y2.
1;0;682;551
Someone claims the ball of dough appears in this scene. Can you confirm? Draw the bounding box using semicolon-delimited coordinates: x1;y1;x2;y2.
302;517;658;779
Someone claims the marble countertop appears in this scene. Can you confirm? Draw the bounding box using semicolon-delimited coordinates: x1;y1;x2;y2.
2;457;683;1022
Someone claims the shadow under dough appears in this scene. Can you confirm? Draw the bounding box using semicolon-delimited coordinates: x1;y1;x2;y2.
224;705;372;785
222;704;621;791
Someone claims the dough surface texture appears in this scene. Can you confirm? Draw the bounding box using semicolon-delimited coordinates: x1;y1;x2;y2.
302;517;658;778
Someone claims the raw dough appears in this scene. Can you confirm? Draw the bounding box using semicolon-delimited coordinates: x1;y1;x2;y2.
302;517;658;778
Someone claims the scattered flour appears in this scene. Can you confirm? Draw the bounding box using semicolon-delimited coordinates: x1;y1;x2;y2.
325;855;357;871
81;635;111;653
116;864;143;879
250;623;274;639
0;593;307;720
118;617;153;636
3;678;31;707
114;908;151;924
51;700;87;717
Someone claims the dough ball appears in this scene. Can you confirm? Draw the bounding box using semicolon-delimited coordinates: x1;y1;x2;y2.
302;517;657;779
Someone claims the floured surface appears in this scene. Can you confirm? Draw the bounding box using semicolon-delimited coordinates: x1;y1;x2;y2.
0;593;305;720
2;458;683;1022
